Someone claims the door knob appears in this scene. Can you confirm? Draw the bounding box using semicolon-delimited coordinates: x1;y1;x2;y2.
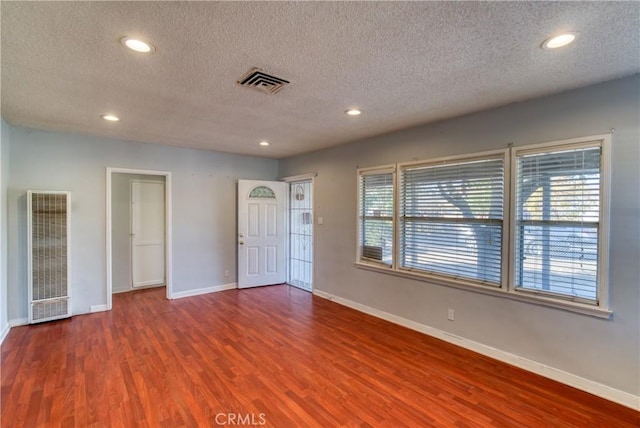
239;241;244;245
239;233;244;238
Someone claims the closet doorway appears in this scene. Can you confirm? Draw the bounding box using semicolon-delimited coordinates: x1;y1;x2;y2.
106;168;172;309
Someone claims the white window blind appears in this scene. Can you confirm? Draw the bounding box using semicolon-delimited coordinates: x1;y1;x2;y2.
400;156;504;285
514;145;601;303
359;170;394;266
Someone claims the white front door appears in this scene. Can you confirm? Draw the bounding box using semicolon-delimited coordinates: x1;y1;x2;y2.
131;180;165;288
238;180;287;288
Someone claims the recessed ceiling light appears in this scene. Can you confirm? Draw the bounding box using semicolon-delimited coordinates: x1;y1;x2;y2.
101;114;120;122
542;33;577;50
120;36;155;53
345;109;362;116
259;141;270;146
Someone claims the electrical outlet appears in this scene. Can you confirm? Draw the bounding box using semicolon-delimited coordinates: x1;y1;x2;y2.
224;269;230;277
447;309;455;321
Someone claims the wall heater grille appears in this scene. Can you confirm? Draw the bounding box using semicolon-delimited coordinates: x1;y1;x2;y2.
28;191;72;323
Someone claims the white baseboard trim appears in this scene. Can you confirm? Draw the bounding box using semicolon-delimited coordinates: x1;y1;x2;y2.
90;304;108;313
9;318;28;327
0;324;10;344
113;284;165;294
313;289;640;411
133;280;165;287
169;283;237;299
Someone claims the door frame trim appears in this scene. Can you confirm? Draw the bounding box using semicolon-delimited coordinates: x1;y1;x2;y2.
280;172;317;182
106;167;172;310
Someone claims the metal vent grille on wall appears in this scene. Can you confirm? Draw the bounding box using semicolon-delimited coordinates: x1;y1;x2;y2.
238;67;290;94
27;191;72;323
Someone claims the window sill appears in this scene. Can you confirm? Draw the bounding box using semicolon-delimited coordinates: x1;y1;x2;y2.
354;261;612;319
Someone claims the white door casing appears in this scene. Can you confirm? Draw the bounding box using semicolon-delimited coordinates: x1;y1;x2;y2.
238;180;287;288
131;180;165;287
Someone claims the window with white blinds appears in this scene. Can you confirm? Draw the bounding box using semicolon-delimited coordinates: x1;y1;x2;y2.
355;135;610;314
514;143;603;303
399;155;505;285
358;168;394;266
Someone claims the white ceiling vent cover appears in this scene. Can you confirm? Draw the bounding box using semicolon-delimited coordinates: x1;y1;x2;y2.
238;68;290;94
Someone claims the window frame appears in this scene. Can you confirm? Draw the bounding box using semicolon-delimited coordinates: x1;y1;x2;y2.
354;134;612;318
397;149;510;289
508;135;611;310
356;165;396;269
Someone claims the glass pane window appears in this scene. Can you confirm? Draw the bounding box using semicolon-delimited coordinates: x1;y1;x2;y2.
514;145;601;303
354;136;610;313
249;186;275;198
400;156;505;285
359;170;394;266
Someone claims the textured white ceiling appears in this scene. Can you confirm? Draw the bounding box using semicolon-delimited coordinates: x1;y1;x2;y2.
1;1;639;158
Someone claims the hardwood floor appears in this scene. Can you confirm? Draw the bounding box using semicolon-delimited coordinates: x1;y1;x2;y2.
2;285;638;427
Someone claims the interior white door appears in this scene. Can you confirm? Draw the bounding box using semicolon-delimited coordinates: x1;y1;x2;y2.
238;180;287;288
131;180;165;288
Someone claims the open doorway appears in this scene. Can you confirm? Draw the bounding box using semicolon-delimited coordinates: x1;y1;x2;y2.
106;168;172;309
113;174;165;293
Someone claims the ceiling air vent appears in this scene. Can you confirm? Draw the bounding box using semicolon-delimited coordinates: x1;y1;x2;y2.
238;68;290;94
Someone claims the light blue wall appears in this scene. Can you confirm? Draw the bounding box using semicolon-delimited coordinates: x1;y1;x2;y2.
279;74;640;396
0;120;9;339
7;127;278;320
